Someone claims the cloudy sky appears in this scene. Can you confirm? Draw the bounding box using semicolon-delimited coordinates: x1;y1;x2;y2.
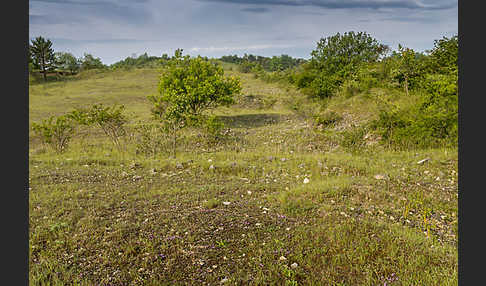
29;0;457;65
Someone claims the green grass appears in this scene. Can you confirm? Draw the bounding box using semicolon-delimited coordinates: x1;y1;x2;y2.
29;66;457;285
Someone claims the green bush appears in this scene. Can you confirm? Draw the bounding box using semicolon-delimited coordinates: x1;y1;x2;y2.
203;115;226;143
341;80;361;98
340;125;369;152
309;74;340;98
32;115;75;153
238;61;255;73
68;103;128;147
372;72;457;149
134;123;167;157
314;111;343;128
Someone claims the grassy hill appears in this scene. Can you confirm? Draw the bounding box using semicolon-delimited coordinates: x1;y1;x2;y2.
29;65;457;285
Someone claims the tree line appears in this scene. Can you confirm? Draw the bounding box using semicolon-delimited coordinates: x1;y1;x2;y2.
219;54;306;72
29;36;106;81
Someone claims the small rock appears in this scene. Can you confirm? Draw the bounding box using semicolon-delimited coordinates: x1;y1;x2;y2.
417;158;430;165
374;174;386;180
130;162;141;169
290;262;298;269
303;178;310;184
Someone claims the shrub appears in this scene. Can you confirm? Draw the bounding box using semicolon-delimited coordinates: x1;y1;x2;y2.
32;115;75;153
147;49;241;158
134;123;167;157
68;103;128;147
309;74;340;98
203;115;226;143
340;125;369;152
238;61;255;73
371;73;457;149
341;80;361;98
314;111;343;128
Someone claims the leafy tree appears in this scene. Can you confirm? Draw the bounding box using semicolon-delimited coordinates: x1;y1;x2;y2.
54;52;80;75
29;36;56;81
147;49;241;157
427;35;458;75
80;53;105;70
302;31;388;98
395;44;422;96
310;31;389;79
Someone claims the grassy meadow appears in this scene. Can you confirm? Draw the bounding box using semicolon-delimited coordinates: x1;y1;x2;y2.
29;65;457;285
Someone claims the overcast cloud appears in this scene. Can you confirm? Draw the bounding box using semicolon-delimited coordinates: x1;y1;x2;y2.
29;0;457;64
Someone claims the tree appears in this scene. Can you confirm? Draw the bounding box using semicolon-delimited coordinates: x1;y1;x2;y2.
147;49;241;158
54;52;80;75
80;53;105;70
310;31;389;78
395;44;421;96
427;35;458;75
303;31;389;98
30;36;56;81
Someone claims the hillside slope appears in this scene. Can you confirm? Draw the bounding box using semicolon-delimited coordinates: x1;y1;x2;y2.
29;67;458;285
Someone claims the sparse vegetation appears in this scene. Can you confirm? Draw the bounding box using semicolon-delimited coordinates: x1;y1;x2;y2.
29;32;457;285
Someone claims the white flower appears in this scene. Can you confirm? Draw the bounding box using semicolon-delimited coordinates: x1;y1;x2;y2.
303;178;310;184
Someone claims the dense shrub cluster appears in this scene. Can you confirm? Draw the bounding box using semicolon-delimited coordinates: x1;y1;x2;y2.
233;32;458;149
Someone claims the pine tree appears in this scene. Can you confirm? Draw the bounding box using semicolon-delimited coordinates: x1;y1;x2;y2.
30;36;55;81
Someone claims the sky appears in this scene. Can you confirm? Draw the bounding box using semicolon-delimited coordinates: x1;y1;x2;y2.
29;0;458;65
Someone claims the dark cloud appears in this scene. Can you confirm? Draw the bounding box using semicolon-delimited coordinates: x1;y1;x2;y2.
29;0;152;25
30;0;149;4
198;0;456;10
380;15;440;23
29;0;457;64
241;7;270;13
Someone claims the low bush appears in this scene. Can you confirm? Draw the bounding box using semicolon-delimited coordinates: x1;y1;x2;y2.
314;111;343;128
32;115;75;153
68;104;128;147
203;115;226;144
371;72;457;149
134;123;167;157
